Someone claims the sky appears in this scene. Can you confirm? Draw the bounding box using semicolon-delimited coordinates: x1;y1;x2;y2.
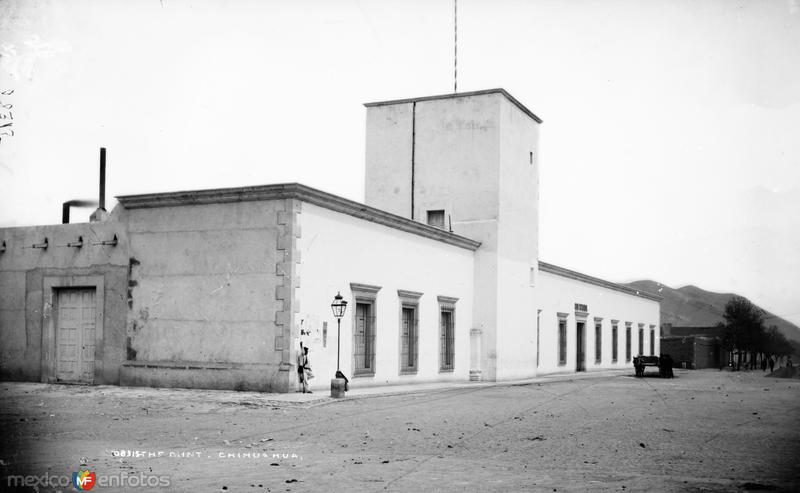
0;0;798;326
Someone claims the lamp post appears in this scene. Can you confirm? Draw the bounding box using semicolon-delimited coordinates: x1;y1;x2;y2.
330;292;348;373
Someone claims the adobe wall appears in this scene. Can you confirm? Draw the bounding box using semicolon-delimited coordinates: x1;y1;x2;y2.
661;337;696;369
661;336;723;369
0;220;128;384
119;199;296;392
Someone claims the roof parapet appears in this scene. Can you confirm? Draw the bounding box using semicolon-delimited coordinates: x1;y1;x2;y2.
116;183;481;251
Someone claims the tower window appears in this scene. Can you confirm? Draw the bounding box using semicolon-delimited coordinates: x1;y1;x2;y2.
529;151;533;164
427;210;445;229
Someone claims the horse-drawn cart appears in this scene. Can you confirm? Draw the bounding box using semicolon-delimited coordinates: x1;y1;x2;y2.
634;355;673;377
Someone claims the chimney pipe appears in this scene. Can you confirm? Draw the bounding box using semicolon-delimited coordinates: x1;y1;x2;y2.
99;147;106;211
90;147;109;222
62;200;97;224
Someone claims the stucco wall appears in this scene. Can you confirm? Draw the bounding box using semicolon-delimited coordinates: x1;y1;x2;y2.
364;103;414;218
0;220;128;384
411;94;504;381
296;202;474;390
363;92;544;382
535;270;660;375
121;199;296;392
494;95;541;380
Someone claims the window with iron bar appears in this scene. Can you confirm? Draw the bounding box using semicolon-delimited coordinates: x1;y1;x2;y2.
638;325;644;357
353;304;376;376
400;307;419;372
398;289;422;374
351;282;381;377
625;323;632;362
438;296;458;372
612;324;619;363
440;309;455;371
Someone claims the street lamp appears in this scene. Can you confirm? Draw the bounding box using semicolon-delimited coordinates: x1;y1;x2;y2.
330;292;348;373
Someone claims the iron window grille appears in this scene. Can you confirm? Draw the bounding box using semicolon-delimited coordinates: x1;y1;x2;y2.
558;318;567;365
400;306;419;373
440;309;455;371
350;283;381;377
625;324;632;362
612;325;618;363
638;326;644;356
353;304;376;376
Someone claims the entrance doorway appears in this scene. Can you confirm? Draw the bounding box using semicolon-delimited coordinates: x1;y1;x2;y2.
576;321;586;372
55;288;97;383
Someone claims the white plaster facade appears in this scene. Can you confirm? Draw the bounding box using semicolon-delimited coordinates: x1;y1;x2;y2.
363;89;660;383
535;264;660;375
296;201;474;389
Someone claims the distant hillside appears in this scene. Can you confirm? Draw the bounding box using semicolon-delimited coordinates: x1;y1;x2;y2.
624;280;800;343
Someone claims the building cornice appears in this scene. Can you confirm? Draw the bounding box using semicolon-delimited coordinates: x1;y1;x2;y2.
397;289;424;300
364;88;543;124
116;183;481;251
350;282;382;296
437;295;460;306
538;261;662;302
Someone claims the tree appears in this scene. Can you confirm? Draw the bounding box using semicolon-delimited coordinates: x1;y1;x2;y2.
722;296;765;370
762;325;793;359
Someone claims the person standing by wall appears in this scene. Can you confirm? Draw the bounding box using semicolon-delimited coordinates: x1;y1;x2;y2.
297;342;308;393
303;346;313;391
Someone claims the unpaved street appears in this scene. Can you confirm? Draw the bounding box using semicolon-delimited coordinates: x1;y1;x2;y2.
2;370;799;492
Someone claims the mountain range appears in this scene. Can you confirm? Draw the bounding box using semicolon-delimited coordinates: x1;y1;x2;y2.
624;280;800;343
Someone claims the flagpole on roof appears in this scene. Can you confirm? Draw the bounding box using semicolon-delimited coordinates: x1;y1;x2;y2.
454;0;458;93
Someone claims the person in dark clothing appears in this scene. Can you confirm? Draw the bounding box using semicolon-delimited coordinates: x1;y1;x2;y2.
658;354;674;378
661;354;674;378
768;357;775;373
297;343;312;393
335;370;350;391
761;358;767;371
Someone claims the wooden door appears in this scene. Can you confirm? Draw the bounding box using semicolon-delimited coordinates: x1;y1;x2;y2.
56;288;96;383
576;322;585;372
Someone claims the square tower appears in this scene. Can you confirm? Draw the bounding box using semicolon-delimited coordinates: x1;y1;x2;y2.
364;89;543;380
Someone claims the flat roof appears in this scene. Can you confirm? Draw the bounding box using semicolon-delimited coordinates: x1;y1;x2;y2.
364;88;543;124
538;261;662;302
116;183;481;251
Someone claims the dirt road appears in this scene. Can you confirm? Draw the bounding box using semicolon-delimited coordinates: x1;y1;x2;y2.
1;369;798;492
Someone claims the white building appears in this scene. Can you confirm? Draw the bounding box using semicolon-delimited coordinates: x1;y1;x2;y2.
0;89;660;392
